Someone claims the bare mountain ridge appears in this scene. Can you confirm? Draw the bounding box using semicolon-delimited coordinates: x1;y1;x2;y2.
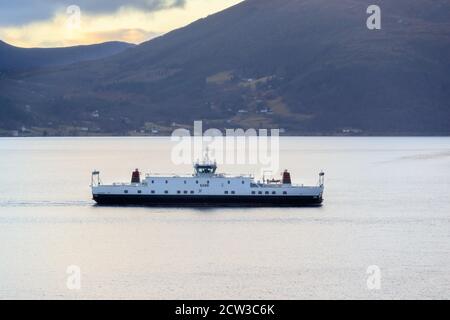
1;0;449;135
0;40;135;72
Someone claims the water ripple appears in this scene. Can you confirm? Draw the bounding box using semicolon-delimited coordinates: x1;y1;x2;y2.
0;200;93;207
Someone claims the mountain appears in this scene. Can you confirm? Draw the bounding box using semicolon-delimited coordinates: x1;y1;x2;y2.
0;40;135;72
1;0;449;135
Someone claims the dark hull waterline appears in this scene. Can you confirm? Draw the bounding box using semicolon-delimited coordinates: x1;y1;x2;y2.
93;194;323;207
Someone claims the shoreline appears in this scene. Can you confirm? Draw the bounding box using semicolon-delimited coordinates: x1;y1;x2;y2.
1;134;450;138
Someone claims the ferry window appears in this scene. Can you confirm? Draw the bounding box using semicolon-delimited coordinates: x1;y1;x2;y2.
265;191;269;195
272;191;276;195
165;180;168;184
138;190;142;194
283;191;287;195
184;191;188;194
231;191;235;194
196;165;216;174
258;191;262;195
252;191;256;195
196;180;199;184
184;180;187;184
151;180;154;184
151;191;155;194
207;180;209;184
190;191;194;194
227;181;230;184
164;191;168;194
177;191;181;194
124;190;128;194
242;181;245;184
225;191;229;194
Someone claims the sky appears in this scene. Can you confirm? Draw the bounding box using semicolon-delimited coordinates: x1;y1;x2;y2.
0;0;243;48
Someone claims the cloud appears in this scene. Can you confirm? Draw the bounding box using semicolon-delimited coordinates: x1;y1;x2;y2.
0;9;165;47
0;0;243;47
0;0;186;27
0;0;59;26
70;0;186;13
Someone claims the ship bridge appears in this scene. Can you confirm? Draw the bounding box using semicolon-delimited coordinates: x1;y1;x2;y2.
194;161;217;176
194;148;218;176
194;164;217;176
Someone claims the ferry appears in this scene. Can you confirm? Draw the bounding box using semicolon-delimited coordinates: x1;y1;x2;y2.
91;156;324;207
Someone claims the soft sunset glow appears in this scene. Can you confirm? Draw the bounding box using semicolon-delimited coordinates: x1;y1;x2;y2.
0;0;243;47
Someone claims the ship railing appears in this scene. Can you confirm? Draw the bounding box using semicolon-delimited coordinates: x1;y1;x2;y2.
254;183;318;188
220;174;254;178
144;173;193;177
143;173;254;178
111;182;141;186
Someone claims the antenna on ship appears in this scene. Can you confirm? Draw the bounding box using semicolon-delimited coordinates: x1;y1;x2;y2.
203;146;216;166
91;170;101;186
204;146;210;162
319;171;325;187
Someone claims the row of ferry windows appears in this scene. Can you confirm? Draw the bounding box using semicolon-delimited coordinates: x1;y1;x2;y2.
149;180;245;184
253;191;288;195
124;190;180;194
124;190;287;195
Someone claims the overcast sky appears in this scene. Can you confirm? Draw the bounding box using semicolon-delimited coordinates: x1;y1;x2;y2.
0;0;243;47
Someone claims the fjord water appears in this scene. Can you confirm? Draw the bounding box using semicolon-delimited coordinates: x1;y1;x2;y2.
0;137;448;299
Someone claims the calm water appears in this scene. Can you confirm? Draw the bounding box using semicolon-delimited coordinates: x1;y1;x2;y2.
0;137;449;299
